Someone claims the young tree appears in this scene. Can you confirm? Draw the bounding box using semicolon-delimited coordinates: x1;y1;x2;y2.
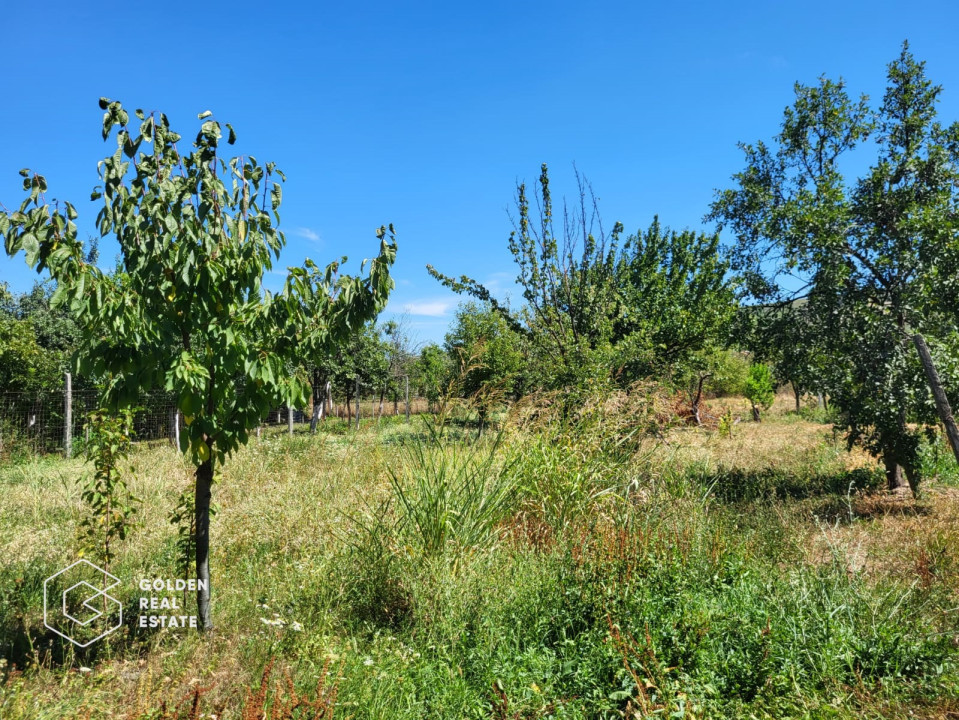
744;363;775;422
2;100;396;627
708;43;959;491
292;250;397;432
429;165;621;391
444;301;524;431
413;343;448;412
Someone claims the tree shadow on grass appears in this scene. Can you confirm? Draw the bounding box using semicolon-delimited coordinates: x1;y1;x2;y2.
702;466;885;504
809;492;932;525
0;582;171;674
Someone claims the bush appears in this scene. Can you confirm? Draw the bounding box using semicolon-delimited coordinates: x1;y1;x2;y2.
744;363;775;421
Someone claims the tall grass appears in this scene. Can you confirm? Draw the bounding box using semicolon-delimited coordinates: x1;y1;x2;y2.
388;432;517;556
1;404;958;718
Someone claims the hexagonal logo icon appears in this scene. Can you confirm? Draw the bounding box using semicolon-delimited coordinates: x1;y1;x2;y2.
44;559;123;647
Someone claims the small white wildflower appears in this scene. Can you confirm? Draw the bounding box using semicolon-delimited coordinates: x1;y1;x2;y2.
291;621;303;632
79;666;93;673
363;657;374;667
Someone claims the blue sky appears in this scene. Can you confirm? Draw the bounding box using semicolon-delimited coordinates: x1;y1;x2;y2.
2;1;958;346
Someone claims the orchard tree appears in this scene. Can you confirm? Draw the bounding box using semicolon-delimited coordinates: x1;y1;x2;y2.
0;286;60;394
1;99;396;627
414;343;448;411
741;300;830;412
708;43;959;492
429;165;621;390
612;217;736;383
292;246;396;432
445;301;524;431
744;363;775;422
429;165;736;392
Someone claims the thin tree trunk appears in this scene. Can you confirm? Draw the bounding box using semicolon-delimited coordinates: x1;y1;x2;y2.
691;373;711;426
913;333;959;466
310;370;321;434
793;383;801;413
195;457;214;630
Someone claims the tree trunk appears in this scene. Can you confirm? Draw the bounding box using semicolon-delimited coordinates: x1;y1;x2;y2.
310;371;326;434
903;463;920;497
793;383;801;413
691;372;711;426
883;453;906;491
195;457;214;630
912;333;959;466
751;404;761;423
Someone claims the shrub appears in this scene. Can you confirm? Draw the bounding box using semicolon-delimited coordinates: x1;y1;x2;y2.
744;363;775;422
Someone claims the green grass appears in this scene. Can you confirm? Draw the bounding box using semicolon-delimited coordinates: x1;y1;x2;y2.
0;404;958;718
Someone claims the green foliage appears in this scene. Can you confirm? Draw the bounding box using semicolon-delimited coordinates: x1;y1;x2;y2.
613;217;736;381
510;433;624;536
429;166;737;395
706;349;751;397
718;408;735;438
744;363;775;421
388;433;517;557
444;301;524;424
709;43;959;490
1;99;396;626
412;343;447;409
76;409;140;571
2;99;396;462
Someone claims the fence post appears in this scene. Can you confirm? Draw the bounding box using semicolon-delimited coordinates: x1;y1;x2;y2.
405;375;410;423
288;404;294;436
355;378;360;430
64;372;73;459
173;410;181;449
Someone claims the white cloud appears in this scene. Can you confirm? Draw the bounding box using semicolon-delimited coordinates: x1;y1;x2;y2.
403;300;453;317
483;271;512;293
291;227;321;242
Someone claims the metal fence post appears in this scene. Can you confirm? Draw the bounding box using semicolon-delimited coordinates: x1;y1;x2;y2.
64;373;73;459
288;404;294;436
405;375;410;423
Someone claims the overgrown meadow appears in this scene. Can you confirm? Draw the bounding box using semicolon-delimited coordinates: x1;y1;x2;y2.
4;43;959;720
2;393;958;719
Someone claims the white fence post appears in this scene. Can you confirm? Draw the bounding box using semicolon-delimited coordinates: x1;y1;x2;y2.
288;404;294;436
405;375;410;423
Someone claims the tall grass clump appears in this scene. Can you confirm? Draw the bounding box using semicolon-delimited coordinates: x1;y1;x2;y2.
388;431;518;557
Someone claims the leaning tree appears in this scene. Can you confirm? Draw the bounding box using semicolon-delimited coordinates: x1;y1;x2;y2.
708;43;959;493
1;99;396;627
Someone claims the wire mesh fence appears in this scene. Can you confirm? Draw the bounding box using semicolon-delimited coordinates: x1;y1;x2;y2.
0;377;432;461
